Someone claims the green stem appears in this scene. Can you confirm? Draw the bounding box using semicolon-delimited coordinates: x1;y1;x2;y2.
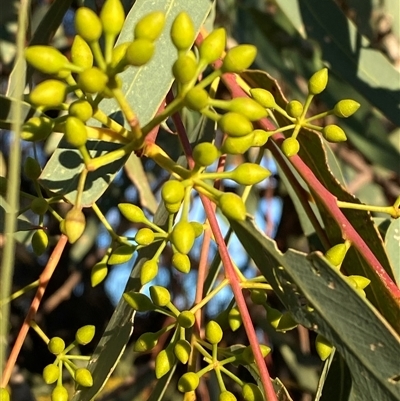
92;203;120;241
65;355;91;361
0;280;39;306
75;169;88;208
89;41;106;70
29;321;50;344
336;200;398;217
304;110;332;123
190;279;229;314
92;108;133;140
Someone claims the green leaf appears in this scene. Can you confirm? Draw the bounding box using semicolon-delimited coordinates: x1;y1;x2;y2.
276;0;400;127
231;218;400;401
0;95;35;130
385;219;400;287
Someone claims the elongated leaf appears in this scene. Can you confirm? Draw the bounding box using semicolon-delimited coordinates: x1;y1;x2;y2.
0;95;34;130
40;0;213;207
385;219;400;287
276;0;400;127
231;218;400;401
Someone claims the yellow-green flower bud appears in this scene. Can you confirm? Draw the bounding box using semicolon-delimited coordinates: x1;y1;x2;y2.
172;252;191;273
134;332;158;352
31;197;48;216
0;388;10;401
24;157;41;180
75;368;93;387
32;229;48;256
219;112;253;137
281;137;300;157
29;80;68;108
134;11;165;42
265;305;283;329
71;35;93;69
250;88;276;108
91;261;108;287
221;132;254;155
333;99;360;118
75;7;102;43
242;383;264;401
205;320;223;344
100;0;125;37
108;244;135;265
178;372;200;392
227;97;267;121
51;385;68;401
184;87;209;111
193;142;220;167
78;67;108;94
64;207;86;244
118;203;146;223
135;227;155;246
229;163;270;185
174;339;191;364
110;42;130;71
155;346;176;378
64;116;87;148
228;306;242;331
220;391;237;401
308;68;328;95
25;46;69;75
315;334;334;361
286;100;304;118
125;39;155;66
177;310;195;328
123;291;155;311
149;285;171;307
48;337;65;355
222;44;257;73
162;180;185;204
170;221;195;254
325;243;347;267
69;100;93;122
322;124;347;142
172;53;197;84
171;12;195;51
219;193;246;221
252;129;271;147
21;116;54;142
43;364;60;384
140;259;159;284
75;325;95;345
199;28;226;65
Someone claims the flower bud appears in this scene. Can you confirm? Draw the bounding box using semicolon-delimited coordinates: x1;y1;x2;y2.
315;334;333;361
322;124;347;142
325;243;347;267
125;39;155;66
123;291;155;311
227;97;267;121
171;12;195;51
242;383;264;401
172;53;197;84
24;157;41;180
48;337;65;355
220;391;237;401
162;180;185;204
333;99;360;118
118;203;146;223
281;137;300;157
308;68;328;95
25;46;69;75
222;45;257;73
140;260;159;284
219;193;246;221
75;7;102;43
170;221;195;254
155;346;176;378
230;163;270;185
108;244;135;265
91;261;108;287
134;332;158;352
218;112;253;137
228;306;242;331
135;227;155;246
286;100;304;118
265;305;282;329
172;252;191;273
64;207;86;244
69;100;93;122
178;372;200;392
71;35;93;69
100;0;125;37
51;385;68;401
78;67;108;94
65;116;88;148
184;87;209;111
75;325;95;345
31;197;48;215
134;11;165;42
29;80;68;108
32;229;49;256
149;285;171;307
0;388;10;401
174;339;191;364
193;142;220;167
21;116;54;142
75;368;93;387
199;28;226;64
177;310;195;328
43;364;60;384
205;320;223;344
250;88;276;108
221;132;254;155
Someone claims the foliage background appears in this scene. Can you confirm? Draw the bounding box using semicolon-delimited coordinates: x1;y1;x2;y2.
0;0;399;400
